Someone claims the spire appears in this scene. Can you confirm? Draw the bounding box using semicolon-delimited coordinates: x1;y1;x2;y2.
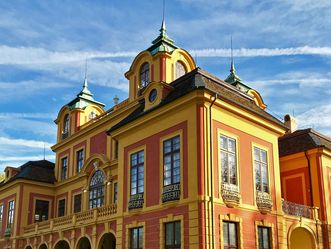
160;0;166;36
148;0;177;55
78;59;93;97
230;36;236;74
225;37;243;85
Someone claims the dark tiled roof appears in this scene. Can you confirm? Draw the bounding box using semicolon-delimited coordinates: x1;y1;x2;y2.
279;128;331;157
108;68;286;133
0;160;56;186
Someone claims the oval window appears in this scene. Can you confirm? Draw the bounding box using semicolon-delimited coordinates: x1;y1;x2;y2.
149;89;157;102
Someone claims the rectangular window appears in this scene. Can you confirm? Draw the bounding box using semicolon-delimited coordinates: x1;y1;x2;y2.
58;199;65;217
254;147;269;193
223;221;238;249
113;182;118;204
34;200;49;222
74;194;82;213
61;157;68;180
220;135;237;185
130;227;143;249
130;150;144;196
114;140;119;159
165;221;181;249
76;149;84;173
7;200;15;228
163;136;180;186
0;204;3;232
258;227;271;249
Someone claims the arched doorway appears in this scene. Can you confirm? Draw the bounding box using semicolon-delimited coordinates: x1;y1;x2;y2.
290;227;316;249
25;246;33;249
77;237;91;249
98;232;116;249
54;240;70;249
39;244;47;249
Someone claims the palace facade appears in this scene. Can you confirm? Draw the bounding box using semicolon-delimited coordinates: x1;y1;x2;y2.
0;20;329;249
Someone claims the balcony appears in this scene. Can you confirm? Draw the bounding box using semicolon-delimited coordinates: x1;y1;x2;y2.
61;132;69;140
23;204;117;235
4;227;11;237
282;199;319;220
256;191;272;214
128;193;144;210
162;183;180;203
221;183;240;208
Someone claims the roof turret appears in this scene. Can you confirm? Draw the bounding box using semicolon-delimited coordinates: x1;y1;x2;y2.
147;18;178;55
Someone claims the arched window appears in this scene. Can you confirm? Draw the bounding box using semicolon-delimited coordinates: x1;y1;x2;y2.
62;114;70;139
89;170;105;208
140;62;150;88
176;61;186;79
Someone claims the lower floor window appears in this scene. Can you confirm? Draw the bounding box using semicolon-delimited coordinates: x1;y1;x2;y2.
130;226;143;249
258;226;271;249
34;200;49;222
223;221;238;249
165;221;181;249
58;199;65;217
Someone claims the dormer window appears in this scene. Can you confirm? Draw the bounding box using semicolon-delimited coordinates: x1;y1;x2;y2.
62;114;70;139
176;61;186;79
140;62;150;89
88;111;97;120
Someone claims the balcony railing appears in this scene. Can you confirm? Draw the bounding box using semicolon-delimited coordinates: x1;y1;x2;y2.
256;191;272;214
23;204;117;234
221;183;240;208
162;183;181;203
282;199;318;219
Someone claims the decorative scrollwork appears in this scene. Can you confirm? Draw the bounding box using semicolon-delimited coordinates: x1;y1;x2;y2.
162;183;181;203
256;191;272;214
221;183;240;208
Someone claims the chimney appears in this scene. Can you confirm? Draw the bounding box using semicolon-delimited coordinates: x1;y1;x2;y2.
284;114;297;133
113;95;119;105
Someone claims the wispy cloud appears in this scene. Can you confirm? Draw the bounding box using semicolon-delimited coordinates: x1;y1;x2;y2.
191;46;331;57
0;155;55;162
0;137;53;149
0;112;56;119
296;102;331;136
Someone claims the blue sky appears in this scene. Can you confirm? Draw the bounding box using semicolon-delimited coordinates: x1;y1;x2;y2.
0;0;331;171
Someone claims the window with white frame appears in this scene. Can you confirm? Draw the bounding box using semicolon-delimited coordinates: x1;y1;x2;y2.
254;147;269;193
220;134;237;185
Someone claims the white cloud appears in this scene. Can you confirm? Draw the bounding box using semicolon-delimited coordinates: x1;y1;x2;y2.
0;155;55;162
296;103;331;136
0;45;136;65
191;46;331;58
0;137;53;149
0;112;56;119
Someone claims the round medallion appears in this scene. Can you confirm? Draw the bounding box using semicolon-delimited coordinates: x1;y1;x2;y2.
149;89;157;102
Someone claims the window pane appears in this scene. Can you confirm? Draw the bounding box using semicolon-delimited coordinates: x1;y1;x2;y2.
165;223;173;245
229;223;237;246
263;228;269;248
175;222;181;245
223;222;228;244
228;139;236;153
163;136;181;186
261;150;267;163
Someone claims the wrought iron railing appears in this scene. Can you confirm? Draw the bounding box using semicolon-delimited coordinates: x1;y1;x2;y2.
221;183;240;208
282;199;316;219
256;191;272;213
